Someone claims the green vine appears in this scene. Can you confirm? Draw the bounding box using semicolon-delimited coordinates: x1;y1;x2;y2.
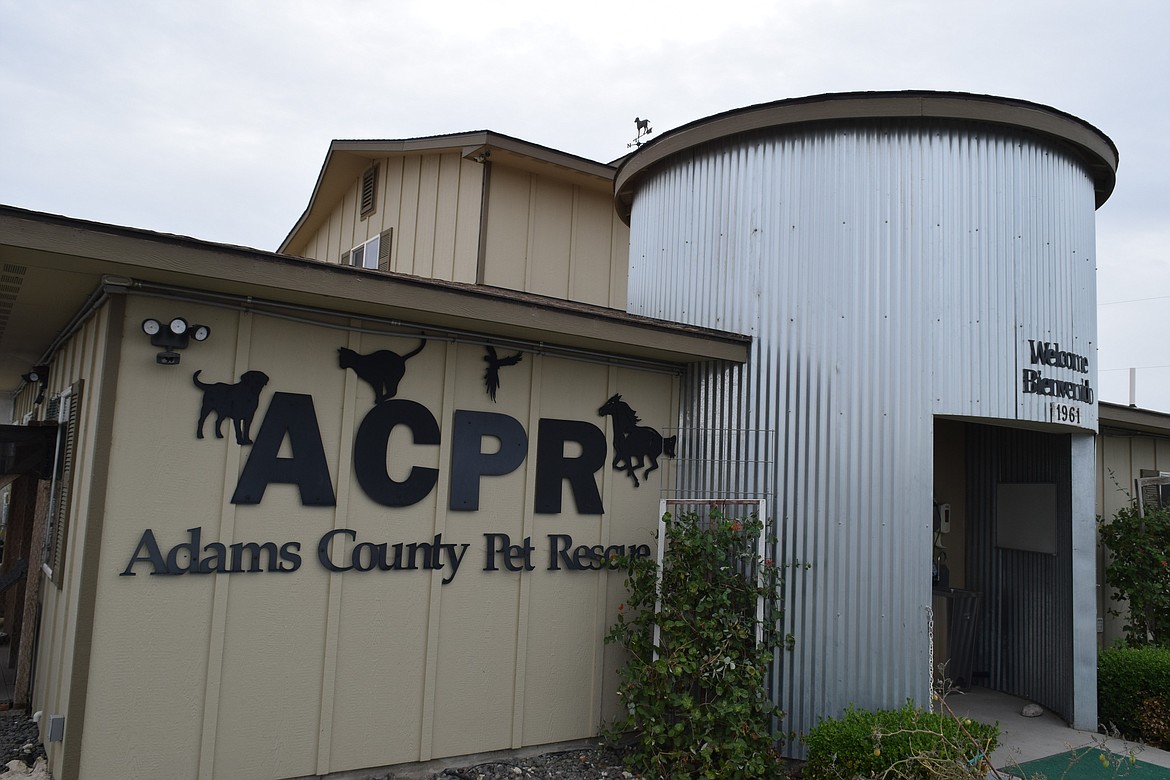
605;509;784;778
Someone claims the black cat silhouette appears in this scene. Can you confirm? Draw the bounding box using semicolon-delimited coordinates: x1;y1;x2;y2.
193;370;270;445
338;340;426;404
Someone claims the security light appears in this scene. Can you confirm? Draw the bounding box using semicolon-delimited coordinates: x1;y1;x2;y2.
21;365;47;385
140;315;212;365
21;364;49;404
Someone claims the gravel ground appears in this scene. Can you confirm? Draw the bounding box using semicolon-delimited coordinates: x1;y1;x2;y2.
0;716;630;780
0;712;45;773
0;714;802;779
425;747;636;780
412;746;801;780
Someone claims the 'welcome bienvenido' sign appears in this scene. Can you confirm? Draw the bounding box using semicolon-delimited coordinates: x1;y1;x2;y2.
1021;339;1094;404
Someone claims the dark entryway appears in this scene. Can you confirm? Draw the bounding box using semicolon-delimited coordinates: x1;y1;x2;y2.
934;419;1075;721
0;424;57;708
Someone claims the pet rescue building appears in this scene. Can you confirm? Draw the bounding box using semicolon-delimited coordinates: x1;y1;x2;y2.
0;91;1117;778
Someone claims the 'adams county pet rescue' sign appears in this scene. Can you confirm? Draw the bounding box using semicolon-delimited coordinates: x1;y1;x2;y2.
120;339;674;583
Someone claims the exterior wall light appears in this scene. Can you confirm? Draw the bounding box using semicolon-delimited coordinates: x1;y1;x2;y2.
20;364;49;404
141;317;211;365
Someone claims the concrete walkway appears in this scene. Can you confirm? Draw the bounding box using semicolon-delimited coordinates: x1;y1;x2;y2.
945;687;1170;774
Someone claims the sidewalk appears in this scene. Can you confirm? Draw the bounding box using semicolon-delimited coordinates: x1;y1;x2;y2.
945;687;1170;774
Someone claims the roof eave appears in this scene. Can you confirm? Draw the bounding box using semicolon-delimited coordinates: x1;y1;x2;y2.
614;90;1119;223
1;206;748;392
280;131;618;255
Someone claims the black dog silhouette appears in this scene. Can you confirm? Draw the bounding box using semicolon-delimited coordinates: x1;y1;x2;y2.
193;370;270;445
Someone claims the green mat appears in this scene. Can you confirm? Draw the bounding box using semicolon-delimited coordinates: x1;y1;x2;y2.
1007;748;1170;779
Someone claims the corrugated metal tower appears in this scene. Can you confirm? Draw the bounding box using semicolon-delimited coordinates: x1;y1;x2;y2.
615;91;1117;752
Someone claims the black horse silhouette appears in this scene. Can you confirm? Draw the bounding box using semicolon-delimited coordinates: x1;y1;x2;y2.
598;394;677;488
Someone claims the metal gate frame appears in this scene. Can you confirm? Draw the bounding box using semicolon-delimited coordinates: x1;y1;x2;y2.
654;498;769;655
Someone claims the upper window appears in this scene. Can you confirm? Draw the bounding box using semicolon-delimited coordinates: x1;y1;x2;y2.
342;229;393;271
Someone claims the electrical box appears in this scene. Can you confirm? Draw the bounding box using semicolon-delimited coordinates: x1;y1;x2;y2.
47;714;64;743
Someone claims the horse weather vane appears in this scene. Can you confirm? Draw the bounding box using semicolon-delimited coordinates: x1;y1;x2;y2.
628;117;653;149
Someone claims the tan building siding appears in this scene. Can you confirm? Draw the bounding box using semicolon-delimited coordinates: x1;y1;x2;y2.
482;165;531;292
2;193;743;780
16;300;120;780
290;151;629;310
292;153;483;285
336;179;358;264
64;294;675;779
1096;417;1170;648
483;167;629;308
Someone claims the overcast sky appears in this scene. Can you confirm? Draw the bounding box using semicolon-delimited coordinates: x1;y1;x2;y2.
2;0;1167;410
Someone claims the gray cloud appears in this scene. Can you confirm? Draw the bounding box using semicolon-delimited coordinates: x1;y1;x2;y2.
3;0;1168;406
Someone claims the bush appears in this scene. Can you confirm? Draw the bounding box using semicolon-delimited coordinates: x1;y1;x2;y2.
1099;502;1170;645
803;702;999;779
1099;645;1170;743
1138;696;1170;749
605;509;783;779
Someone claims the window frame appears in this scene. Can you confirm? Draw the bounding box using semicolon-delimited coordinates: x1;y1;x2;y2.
342;229;393;271
42;380;82;587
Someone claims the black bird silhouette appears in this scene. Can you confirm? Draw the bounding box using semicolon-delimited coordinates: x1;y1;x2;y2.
483;346;523;402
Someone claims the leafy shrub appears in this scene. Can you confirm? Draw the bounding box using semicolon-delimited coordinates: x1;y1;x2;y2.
1099;645;1170;742
1138;697;1170;749
1099;502;1170;645
605;509;783;779
803;702;998;779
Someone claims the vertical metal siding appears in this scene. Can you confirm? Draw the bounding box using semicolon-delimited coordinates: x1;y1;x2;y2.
625;119;1099;751
965;425;1073;719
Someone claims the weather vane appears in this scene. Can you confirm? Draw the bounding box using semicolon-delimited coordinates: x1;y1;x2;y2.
628;117;653;148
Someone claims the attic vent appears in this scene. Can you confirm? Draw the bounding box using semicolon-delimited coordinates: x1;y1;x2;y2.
0;264;25;340
360;164;378;219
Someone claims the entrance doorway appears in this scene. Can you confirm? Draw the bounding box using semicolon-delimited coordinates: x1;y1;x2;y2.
933;418;1075;721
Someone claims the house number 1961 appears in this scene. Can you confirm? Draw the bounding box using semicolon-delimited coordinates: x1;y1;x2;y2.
1050;402;1082;425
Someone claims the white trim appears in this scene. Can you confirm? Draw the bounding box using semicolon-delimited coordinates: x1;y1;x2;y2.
344;234;381;270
